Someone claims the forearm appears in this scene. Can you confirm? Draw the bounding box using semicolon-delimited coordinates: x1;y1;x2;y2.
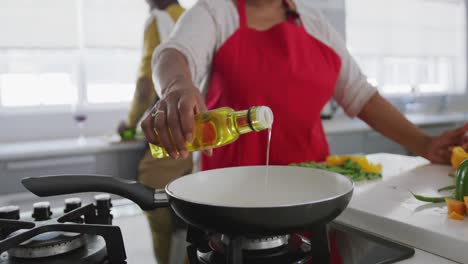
126;77;156;129
153;48;193;96
357;93;431;157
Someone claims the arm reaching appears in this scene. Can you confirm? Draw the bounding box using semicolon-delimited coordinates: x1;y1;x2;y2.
358;93;468;164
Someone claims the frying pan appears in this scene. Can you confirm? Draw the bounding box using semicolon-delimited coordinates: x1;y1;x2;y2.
21;166;353;236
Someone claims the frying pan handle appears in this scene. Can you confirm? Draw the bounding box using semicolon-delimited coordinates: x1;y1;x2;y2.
21;175;169;211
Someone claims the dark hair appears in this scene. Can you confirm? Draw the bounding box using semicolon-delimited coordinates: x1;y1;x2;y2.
145;0;178;10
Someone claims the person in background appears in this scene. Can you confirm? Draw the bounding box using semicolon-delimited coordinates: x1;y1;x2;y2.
117;1;190;263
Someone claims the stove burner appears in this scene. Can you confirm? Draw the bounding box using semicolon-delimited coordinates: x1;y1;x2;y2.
0;235;108;264
194;233;309;264
0;196;127;264
8;232;85;258
220;235;290;251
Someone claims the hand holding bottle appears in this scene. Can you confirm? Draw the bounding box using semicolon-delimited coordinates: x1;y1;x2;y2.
141;77;210;159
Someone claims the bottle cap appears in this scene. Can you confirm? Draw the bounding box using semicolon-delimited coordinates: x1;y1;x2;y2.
254;106;274;129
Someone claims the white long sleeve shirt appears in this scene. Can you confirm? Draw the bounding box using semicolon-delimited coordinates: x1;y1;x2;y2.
152;0;377;117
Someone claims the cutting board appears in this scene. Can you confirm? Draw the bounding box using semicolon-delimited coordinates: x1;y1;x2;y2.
337;153;468;263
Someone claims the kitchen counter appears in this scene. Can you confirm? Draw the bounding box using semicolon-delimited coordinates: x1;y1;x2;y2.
323;112;468;134
337;153;466;263
0;136;145;161
0;158;458;264
0;112;466;161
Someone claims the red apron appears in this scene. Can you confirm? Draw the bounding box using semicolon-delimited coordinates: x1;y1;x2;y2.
202;0;342;262
202;0;341;170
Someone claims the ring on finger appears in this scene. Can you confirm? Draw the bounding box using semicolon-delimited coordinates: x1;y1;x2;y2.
151;109;166;117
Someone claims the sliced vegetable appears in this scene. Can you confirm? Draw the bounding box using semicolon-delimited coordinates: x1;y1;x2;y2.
446;197;466;215
291;158;382;182
411;192;446;203
325;155;382;174
438;185;456;192
464;197;468;212
448;211;464;221
455;159;468;201
451;146;468;170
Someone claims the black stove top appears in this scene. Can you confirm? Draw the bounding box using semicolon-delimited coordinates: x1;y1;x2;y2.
0;235;108;264
0;195;126;264
0;194;416;264
185;222;416;264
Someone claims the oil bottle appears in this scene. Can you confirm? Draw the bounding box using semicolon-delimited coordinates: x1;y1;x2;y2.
149;106;273;159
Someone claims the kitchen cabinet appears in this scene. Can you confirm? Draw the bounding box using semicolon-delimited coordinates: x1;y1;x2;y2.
94;150;145;180
0;141;146;195
326;132;365;155
0;155;96;194
363;131;406;155
327;123;459;155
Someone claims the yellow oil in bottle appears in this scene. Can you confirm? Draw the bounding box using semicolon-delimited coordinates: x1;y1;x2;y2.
149;106;273;159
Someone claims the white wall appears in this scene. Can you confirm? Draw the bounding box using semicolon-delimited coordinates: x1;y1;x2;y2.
0;0;148;49
347;0;465;56
0;0;78;48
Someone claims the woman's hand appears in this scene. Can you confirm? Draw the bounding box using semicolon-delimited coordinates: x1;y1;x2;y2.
141;78;211;159
424;124;468;164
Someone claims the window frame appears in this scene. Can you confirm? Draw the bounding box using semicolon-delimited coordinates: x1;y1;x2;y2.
345;0;467;98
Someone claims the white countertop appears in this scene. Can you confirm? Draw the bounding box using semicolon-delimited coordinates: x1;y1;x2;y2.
337;153;466;263
0;136;146;161
323;112;468;134
0;112;466;161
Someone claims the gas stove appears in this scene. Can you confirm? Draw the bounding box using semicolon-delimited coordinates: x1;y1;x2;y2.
195;233;312;264
0;194;417;264
185;223;328;264
185;222;416;264
0;194;126;264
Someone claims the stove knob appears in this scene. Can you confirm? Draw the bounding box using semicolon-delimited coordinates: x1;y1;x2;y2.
94;194;112;210
93;194;113;225
0;205;20;220
32;202;52;221
64;198;82;213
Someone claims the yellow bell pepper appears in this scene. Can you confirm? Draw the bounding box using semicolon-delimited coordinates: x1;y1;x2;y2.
451;146;468;170
325;155;382;174
325;155;344;166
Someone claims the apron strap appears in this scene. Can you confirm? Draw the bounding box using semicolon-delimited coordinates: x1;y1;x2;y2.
237;0;248;28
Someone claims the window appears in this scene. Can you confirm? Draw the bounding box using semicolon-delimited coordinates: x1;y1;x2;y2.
0;50;78;107
346;0;467;96
0;0;148;110
85;49;140;104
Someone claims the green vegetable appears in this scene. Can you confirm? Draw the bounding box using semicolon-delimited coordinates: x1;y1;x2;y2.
448;172;455;178
290;160;382;182
454;159;468;201
410;191;447;203
411;159;468;203
437;185;456;192
120;129;135;140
